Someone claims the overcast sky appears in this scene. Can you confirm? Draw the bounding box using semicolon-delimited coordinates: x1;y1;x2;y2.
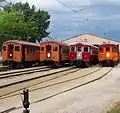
6;0;120;41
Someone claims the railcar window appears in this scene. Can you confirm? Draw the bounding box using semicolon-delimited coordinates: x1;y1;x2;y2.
112;47;117;52
99;48;103;52
15;46;20;51
77;47;81;52
92;49;98;54
3;46;6;51
66;49;69;53
84;47;88;52
30;48;32;53
71;47;75;52
53;46;58;51
40;47;44;51
106;47;110;51
33;48;35;54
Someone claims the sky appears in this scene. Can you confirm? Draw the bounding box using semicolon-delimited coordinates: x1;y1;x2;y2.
5;0;120;41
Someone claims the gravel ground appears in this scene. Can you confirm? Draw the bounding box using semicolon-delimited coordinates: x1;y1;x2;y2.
9;65;120;113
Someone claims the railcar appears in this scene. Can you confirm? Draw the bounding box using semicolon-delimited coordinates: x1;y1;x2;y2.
40;41;70;67
98;43;119;67
69;43;99;67
2;40;40;68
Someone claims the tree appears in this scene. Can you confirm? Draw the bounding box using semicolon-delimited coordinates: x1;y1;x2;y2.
0;2;50;42
0;11;37;41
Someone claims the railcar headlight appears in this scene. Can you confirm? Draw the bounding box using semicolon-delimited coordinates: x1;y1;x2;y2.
78;53;81;57
10;54;12;57
47;53;50;57
106;53;110;57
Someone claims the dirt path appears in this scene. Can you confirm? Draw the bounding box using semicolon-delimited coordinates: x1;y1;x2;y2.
8;65;120;113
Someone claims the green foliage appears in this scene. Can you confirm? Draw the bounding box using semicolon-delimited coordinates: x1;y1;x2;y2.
0;2;50;43
107;108;120;113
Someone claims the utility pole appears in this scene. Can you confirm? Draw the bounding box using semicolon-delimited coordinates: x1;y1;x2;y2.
23;89;30;113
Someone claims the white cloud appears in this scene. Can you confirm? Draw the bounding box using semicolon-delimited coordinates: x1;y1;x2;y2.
10;0;93;11
10;0;120;12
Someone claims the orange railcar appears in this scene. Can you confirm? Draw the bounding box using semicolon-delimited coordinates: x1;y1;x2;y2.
2;40;40;68
98;43;119;67
40;41;70;67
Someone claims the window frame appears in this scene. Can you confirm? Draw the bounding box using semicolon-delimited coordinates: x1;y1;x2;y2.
40;47;44;51
77;47;82;52
2;46;6;51
99;47;103;53
15;46;20;52
84;47;88;52
112;47;118;52
53;46;58;51
71;46;75;52
106;47;110;52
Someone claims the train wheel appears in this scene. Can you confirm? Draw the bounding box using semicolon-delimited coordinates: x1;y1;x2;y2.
8;62;15;69
76;61;84;68
53;62;62;68
70;61;74;66
85;62;92;67
111;62;115;67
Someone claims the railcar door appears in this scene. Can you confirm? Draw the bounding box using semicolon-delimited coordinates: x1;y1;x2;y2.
8;45;14;59
46;45;52;59
77;46;82;60
70;46;76;61
14;45;21;62
59;45;62;61
82;46;90;62
22;46;25;61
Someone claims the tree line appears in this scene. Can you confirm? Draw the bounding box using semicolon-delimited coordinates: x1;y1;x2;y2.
0;1;50;48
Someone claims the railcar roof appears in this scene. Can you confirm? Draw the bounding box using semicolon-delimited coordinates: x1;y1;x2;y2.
40;41;69;46
3;40;40;47
70;42;98;49
99;43;118;47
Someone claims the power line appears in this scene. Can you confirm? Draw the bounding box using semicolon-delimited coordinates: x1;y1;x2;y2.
56;0;80;13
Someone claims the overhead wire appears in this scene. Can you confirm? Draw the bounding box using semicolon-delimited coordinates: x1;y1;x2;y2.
56;0;78;13
56;0;111;37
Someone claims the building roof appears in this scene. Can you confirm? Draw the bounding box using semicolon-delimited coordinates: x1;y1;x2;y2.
62;34;120;46
4;40;40;47
63;33;120;43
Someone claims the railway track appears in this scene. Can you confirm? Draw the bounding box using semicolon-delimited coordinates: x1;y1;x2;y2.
0;67;113;113
0;66;8;72
0;66;51;79
0;66;77;96
0;65;48;75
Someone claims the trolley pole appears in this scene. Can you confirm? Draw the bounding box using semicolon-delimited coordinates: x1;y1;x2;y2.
23;89;30;113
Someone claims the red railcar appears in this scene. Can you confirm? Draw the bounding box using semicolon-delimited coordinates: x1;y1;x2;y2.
40;41;70;67
69;43;99;67
2;40;40;68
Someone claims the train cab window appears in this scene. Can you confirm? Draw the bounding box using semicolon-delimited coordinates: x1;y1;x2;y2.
112;47;117;52
106;47;110;52
53;46;58;51
99;48;103;52
15;46;20;51
84;47;88;52
71;47;75;52
3;46;6;51
40;47;44;51
77;47;81;52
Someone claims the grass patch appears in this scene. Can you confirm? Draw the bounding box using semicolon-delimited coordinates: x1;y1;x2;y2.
107;103;120;113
